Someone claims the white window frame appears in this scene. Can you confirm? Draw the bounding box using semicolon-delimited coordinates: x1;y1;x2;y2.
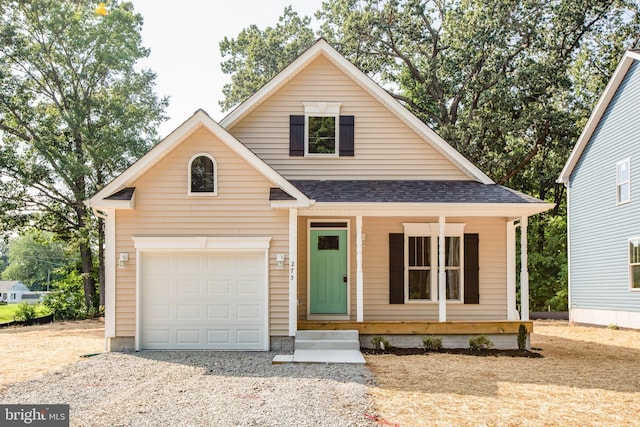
303;102;341;157
629;236;640;291
187;153;218;196
403;223;465;303
616;158;631;205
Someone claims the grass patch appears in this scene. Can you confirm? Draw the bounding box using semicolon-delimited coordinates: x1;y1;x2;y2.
0;304;50;322
0;304;21;322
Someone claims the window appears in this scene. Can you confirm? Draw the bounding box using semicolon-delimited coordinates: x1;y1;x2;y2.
630;238;640;290
617;159;631;204
188;153;217;196
289;103;354;157
307;116;336;154
408;236;431;299
403;223;465;302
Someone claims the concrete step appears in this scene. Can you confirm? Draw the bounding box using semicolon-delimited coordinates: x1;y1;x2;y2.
295;329;359;341
292;349;366;364
295;339;360;351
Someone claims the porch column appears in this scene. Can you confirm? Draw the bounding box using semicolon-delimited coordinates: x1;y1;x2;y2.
520;216;529;321
356;215;364;322
438;215;446;322
288;208;298;336
506;220;517;320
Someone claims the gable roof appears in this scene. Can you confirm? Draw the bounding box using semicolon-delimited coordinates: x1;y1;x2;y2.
0;281;28;292
220;38;493;185
87;110;311;208
558;50;640;184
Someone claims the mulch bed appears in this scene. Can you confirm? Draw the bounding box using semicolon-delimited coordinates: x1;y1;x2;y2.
361;347;543;358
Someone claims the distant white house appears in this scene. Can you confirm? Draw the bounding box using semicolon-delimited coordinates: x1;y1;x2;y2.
0;281;30;303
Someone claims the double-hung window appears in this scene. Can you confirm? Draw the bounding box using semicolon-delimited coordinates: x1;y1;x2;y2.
617;159;631;204
403;223;465;302
630;237;640;290
304;102;340;156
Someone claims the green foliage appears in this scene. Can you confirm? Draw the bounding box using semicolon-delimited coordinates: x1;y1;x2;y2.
422;336;443;351
371;336;392;350
0;0;167;310
607;323;619;330
527;213;569;311
219;6;316;111
43;270;92;320
517;324;528;351
13;302;37;322
1;230;76;290
469;335;494;352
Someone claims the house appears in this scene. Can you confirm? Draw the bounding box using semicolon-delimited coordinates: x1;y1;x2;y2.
0;281;30;303
87;39;553;352
559;50;640;329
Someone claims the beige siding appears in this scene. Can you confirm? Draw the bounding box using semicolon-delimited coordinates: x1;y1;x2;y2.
298;216;508;321
114;126;289;337
228;55;469;180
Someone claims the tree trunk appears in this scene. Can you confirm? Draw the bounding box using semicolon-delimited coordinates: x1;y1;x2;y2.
98;216;105;307
79;240;96;310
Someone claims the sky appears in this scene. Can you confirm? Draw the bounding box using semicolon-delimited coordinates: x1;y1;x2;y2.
129;0;325;138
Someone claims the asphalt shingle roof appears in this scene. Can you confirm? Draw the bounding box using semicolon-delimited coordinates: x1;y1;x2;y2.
287;180;544;204
104;187;135;201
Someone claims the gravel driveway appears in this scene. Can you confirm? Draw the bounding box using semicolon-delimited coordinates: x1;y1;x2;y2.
1;351;377;427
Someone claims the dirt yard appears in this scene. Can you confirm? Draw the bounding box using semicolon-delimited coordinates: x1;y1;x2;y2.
367;321;640;426
0;319;104;389
1;320;639;426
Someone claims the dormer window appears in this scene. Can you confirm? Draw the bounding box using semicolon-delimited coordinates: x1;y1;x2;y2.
188;153;217;196
289;102;354;157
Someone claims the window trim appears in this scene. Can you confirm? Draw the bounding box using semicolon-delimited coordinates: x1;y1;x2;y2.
303;102;341;157
616;158;631;205
402;223;465;303
629;236;640;291
187;153;218;196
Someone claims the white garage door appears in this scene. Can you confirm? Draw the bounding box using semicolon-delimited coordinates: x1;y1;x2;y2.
140;251;267;350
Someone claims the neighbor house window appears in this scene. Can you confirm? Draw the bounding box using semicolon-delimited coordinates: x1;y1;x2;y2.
403;223;465;302
188;153;217;196
617;159;631;204
630;238;640;290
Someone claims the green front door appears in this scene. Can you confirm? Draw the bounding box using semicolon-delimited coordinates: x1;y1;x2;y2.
310;229;348;314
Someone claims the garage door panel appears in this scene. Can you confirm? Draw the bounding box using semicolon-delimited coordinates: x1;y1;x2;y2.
176;329;200;344
141;251;267;350
207;279;231;295
237;304;261;320
207;330;230;344
208;305;230;320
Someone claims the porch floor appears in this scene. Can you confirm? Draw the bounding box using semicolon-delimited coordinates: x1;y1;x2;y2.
297;320;533;335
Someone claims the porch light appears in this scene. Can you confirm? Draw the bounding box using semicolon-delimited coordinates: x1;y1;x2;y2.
118;252;129;268
96;3;108;16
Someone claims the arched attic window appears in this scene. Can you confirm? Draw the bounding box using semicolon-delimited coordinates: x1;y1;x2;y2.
188;153;217;196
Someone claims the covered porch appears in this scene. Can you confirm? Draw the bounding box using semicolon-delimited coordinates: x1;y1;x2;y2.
276;180;553;350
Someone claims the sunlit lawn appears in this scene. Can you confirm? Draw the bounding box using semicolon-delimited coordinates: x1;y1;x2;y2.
0;304;21;322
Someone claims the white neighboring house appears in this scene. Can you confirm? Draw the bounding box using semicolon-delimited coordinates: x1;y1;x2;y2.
0;281;30;303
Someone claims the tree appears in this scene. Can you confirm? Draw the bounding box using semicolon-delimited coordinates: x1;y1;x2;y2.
219;6;316;111
220;0;640;310
1;230;74;290
0;0;167;309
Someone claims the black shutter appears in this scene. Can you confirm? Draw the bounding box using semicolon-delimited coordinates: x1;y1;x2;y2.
289;115;304;156
464;233;480;304
339;115;354;156
389;233;404;304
